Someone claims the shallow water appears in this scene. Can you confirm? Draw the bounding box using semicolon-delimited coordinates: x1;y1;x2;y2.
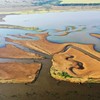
0;11;100;50
0;11;100;51
0;28;40;47
47;25;100;51
0;11;100;29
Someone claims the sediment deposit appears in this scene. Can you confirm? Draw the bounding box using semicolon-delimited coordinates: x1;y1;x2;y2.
0;62;41;83
0;44;42;59
50;47;100;83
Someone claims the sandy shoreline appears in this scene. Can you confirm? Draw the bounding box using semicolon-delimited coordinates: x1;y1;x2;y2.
0;44;42;59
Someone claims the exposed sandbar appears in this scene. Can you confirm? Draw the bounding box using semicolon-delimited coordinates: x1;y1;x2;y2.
0;62;41;83
50;47;100;83
90;33;100;38
6;33;67;55
0;44;42;59
6;33;100;58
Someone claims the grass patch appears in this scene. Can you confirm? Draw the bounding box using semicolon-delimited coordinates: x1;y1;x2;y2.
58;71;73;78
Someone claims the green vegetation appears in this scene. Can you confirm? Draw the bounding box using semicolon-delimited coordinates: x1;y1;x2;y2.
58;71;73;78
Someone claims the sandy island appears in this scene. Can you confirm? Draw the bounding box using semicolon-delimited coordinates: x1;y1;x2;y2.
90;33;100;38
0;62;41;83
0;44;42;59
50;47;100;83
6;33;67;55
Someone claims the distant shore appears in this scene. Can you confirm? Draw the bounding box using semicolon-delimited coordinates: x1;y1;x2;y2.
0;5;100;13
0;5;100;22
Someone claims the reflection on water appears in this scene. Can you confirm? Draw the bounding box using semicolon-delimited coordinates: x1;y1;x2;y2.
0;11;100;51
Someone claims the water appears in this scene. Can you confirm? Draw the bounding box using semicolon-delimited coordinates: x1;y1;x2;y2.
0;28;41;47
47;26;100;52
0;11;100;51
1;11;100;29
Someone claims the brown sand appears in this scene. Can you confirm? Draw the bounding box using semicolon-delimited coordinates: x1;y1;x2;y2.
90;33;100;38
6;33;100;58
0;62;41;83
64;43;100;58
6;33;67;55
51;47;100;83
0;44;42;58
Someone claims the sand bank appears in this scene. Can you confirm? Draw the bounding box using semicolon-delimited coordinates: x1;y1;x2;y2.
0;44;42;59
6;33;100;57
0;62;41;83
50;47;100;83
6;33;67;55
90;33;100;38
